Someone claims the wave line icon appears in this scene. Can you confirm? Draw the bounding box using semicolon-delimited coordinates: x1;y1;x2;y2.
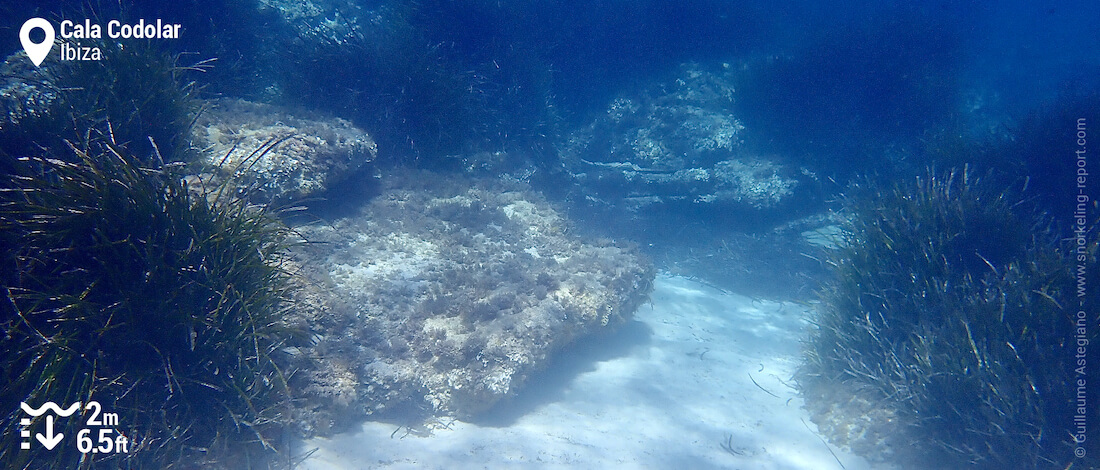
20;402;81;417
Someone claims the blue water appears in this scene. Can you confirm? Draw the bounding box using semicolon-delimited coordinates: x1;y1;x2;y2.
2;1;1099;469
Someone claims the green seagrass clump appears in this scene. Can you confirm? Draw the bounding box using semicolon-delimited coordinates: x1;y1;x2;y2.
0;37;201;166
803;168;1095;469
0;136;298;469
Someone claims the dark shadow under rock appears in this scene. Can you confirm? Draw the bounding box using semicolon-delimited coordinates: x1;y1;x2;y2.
470;319;653;428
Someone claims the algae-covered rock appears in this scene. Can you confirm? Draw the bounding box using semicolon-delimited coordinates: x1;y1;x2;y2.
190;98;377;203
559;63;806;215
289;170;653;428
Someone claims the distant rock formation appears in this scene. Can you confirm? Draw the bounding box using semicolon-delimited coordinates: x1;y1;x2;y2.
558;63;810;219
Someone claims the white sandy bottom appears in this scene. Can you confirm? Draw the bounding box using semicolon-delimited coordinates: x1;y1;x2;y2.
297;274;872;470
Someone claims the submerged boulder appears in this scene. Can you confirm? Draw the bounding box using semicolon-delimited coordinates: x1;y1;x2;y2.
189;98;377;203
289;170;653;429
558;63;808;218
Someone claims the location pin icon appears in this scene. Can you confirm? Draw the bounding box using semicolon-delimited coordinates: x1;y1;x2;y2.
20;18;55;67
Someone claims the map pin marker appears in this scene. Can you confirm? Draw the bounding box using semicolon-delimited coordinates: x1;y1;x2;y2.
20;18;55;67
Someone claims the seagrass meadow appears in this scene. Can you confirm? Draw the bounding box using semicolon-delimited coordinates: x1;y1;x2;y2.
800;168;1099;469
0;136;301;469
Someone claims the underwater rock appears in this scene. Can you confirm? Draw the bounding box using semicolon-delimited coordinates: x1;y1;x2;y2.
258;0;371;46
190;98;377;203
558;63;806;216
288;170;653;427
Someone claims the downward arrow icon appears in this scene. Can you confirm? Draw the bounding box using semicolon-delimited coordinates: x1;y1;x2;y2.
36;415;64;450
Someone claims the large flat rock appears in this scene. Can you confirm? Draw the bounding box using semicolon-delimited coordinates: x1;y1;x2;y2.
289;171;654;430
